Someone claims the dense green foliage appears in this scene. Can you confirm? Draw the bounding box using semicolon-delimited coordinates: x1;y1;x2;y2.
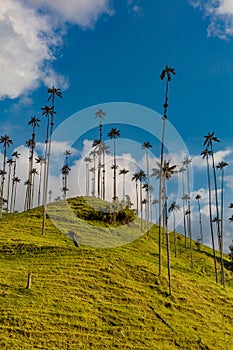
0;198;233;349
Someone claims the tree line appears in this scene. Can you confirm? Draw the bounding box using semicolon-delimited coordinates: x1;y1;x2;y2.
0;66;232;295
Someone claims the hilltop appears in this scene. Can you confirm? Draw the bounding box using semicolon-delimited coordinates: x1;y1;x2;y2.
0;197;233;349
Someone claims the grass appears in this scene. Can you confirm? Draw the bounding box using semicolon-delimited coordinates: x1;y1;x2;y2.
0;197;233;349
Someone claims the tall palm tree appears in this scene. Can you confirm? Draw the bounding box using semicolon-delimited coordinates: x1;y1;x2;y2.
35;156;45;207
216;160;228;287
179;166;188;249
95;108;106;143
168;202;180;258
92;139;102;198
0;135;13;218
195;194;203;243
31;168;39;207
158;65;176;276
98;141;110;200
137;169;147;231
10;151;20;213
25;116;40;210
142;141;152;226
107;128;120;201
119;168;129;204
132;172;140;216
160;160;176;295
61;150;71;200
182;157;193;266
203;133;221;248
12;176;20;212
89;148;98;197
84;156;92;196
6;158;14;213
42;86;62;235
201;148;218;283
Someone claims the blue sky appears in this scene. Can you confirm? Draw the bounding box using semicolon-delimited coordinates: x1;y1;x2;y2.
0;0;233;249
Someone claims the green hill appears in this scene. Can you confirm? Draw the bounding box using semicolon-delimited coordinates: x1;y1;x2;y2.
0;197;233;349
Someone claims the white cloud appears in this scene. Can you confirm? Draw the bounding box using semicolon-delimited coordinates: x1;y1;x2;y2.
27;0;113;28
192;148;232;169
0;0;112;99
190;0;233;39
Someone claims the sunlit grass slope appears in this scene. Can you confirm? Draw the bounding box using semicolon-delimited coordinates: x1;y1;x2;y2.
0;197;233;349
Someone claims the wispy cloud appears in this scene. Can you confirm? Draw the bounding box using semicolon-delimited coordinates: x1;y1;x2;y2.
0;0;113;100
189;0;233;39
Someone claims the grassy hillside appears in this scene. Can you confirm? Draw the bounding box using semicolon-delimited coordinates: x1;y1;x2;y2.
0;197;233;349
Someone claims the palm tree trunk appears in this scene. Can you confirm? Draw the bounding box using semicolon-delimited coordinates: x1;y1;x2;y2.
6;165;12;213
220;168;225;287
210;144;224;286
197;199;203;243
0;147;7;219
158;118;166;275
206;154;218;283
113;138;117;201
164;184;171;295
42;115;54;235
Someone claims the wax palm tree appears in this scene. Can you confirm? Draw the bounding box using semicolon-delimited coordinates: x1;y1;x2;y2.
203;132;221;247
216;160;228;287
31;168;38;207
195;194;203;243
142;183;152;231
119;168;129;204
10;151;20;213
137;169;147;231
89;167;96;197
48;86;62;106
12;176;20;212
0;135;13;218
98;141;110;200
6;158;13;213
142;141;152;225
182;157;193;266
84;156;92;196
92;139;102;198
42;86;62;235
132;172;140;215
61;150;71;200
179;166;188;248
89;148;98;197
168;202;180;257
107;128;120;201
201;148;218;283
95;109;106;142
25;117;40;210
35;156;45;207
160;160;176;295
158;65;175;276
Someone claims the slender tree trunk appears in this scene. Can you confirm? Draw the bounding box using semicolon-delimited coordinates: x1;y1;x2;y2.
0;148;7;219
173;212;177;258
206;154;218;283
113;138;117;201
197;198;203;243
164;185;172;295
220;168;225;287
210;144;225;286
6;165;12;213
158;118;166;275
